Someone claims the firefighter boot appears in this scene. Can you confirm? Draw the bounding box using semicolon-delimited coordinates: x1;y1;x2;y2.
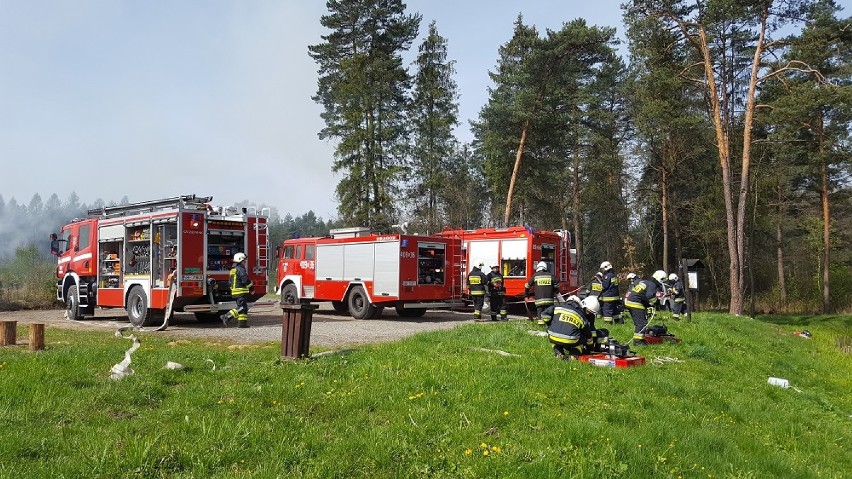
220;310;235;326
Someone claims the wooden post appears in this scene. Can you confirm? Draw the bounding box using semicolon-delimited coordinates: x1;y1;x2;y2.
0;321;17;346
29;323;45;351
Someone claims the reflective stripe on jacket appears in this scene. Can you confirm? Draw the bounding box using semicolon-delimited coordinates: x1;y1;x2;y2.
229;264;253;296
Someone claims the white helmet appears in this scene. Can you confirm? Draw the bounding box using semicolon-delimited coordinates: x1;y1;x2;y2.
652;270;667;283
536;261;547;272
233;252;247;263
669;273;678;281
600;261;612;271
626;272;637;280
581;295;600;316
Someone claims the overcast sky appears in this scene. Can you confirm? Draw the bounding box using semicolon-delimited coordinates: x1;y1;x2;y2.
0;0;628;219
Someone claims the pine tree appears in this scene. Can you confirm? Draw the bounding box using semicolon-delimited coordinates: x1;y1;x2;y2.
309;0;421;229
407;20;459;234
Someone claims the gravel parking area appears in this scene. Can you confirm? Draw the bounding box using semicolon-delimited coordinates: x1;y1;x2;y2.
0;303;525;349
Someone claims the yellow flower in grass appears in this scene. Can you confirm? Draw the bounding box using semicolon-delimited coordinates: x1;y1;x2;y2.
482;450;489;456
464;449;472;456
503;410;509;416
491;445;501;453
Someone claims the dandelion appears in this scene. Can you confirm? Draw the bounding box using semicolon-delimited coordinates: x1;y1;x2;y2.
503;411;509;416
480;443;488;449
483;450;489;456
464;449;472;456
491;446;501;453
638;444;642;448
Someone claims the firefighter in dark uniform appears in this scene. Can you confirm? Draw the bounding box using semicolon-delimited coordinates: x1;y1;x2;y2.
599;261;621;324
590;271;603;296
541;296;601;359
486;264;508;321
624;270;666;344
221;252;254;328
668;273;686;320
467;262;488;321
525;261;559;324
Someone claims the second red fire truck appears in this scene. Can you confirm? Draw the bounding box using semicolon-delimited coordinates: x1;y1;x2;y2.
276;227;464;319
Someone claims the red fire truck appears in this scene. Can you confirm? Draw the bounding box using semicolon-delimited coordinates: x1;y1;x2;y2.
437;226;577;300
54;195;271;330
275;227;464;319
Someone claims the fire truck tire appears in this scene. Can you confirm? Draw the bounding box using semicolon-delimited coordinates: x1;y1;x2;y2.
280;284;299;305
395;306;427;318
126;286;156;327
65;285;84;321
331;301;347;312
348;286;374;320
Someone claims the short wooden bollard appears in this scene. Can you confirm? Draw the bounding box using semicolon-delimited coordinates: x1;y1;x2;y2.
281;304;317;359
29;323;45;351
0;320;17;346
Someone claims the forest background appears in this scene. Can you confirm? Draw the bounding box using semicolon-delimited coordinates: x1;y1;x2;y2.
1;0;850;315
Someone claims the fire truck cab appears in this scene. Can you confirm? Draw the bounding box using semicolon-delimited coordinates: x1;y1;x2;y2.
276;227;463;319
55;195;271;330
437;226;577;300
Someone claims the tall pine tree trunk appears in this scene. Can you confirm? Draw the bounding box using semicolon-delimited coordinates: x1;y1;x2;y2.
661;162;669;274
571;146;583;285
819;115;831;313
697;26;741;315
504;119;530;227
736;10;768;315
776;184;786;310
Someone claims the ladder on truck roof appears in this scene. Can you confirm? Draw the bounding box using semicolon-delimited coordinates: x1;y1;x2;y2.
87;194;212;219
249;207;270;274
555;230;571;286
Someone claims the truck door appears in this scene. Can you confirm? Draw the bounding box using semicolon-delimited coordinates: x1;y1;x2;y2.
67;219;97;277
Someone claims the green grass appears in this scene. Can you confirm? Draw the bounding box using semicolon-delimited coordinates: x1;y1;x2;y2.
0;312;850;478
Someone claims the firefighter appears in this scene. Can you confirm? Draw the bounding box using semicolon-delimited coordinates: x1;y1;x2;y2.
624;270;667;345
49;233;64;256
525;261;559;324
668;273;686;320
467;262;488;321
599;261;620;324
486;264;508;321
221;252;254;328
541;295;600;359
590;271;603;296
626;272;638;285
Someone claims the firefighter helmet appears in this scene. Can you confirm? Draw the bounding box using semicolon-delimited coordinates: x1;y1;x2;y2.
233;252;247;263
600;261;612;271
669;273;678;281
581;295;600;316
626;272;637;280
652;270;667;283
491;264;500;269
477;262;485;268
536;261;547;272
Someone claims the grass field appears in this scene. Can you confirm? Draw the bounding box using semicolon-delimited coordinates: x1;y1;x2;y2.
0;312;850;478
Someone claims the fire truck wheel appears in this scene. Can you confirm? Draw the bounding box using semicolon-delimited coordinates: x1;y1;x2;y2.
395;306;427;318
370;306;384;319
280;284;299;305
347;286;374;320
65;285;83;321
331;301;347;312
126;286;155;327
